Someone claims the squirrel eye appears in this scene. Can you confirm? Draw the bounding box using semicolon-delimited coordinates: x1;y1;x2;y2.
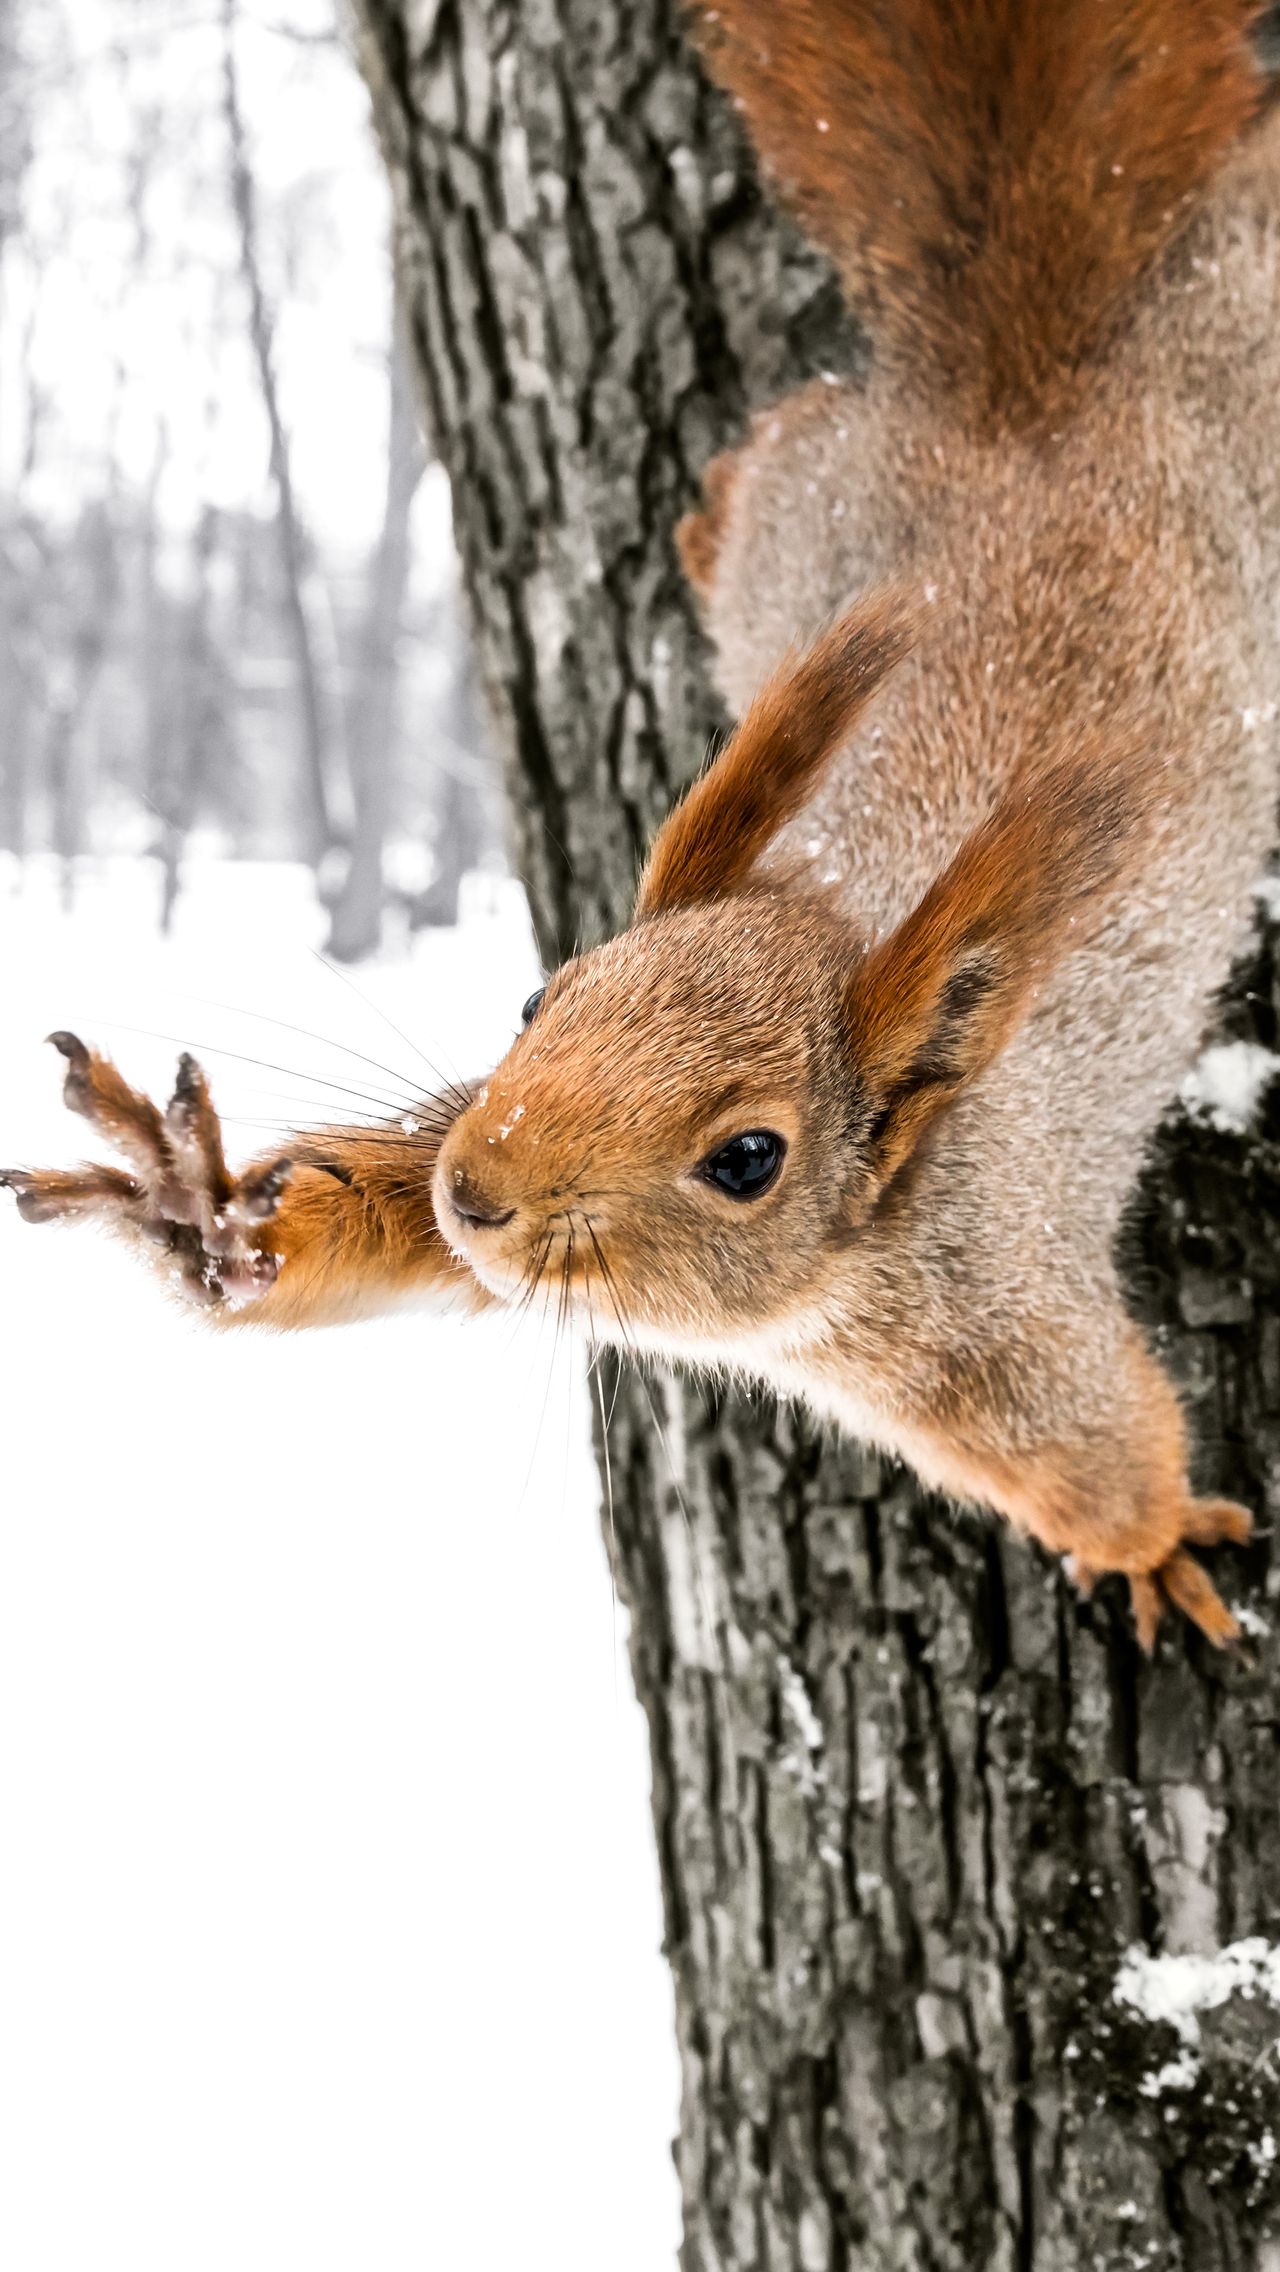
698;1130;786;1200
521;987;546;1027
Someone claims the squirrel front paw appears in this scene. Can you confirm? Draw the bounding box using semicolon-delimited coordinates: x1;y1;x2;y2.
1068;1496;1253;1652
2;1034;291;1311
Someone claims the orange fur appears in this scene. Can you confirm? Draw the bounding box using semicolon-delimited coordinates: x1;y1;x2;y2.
241;1138;490;1329
675;446;742;599
636;588;915;916
844;721;1164;1199
905;1336;1248;1647
1;1038;485;1327
692;0;1263;424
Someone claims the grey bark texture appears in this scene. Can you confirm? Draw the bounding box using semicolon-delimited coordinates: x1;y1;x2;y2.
349;4;1280;2265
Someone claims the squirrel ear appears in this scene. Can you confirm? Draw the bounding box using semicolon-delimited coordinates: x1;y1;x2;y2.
846;924;1018;1207
634;589;915;919
845;745;1144;1204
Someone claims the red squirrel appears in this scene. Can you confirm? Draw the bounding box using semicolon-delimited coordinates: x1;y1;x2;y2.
6;2;1278;1649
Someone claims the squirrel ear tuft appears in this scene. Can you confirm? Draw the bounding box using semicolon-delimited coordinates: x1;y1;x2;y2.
634;588;916;920
845;741;1147;1204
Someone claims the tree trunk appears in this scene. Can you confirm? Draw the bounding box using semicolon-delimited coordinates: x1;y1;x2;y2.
351;5;1280;2264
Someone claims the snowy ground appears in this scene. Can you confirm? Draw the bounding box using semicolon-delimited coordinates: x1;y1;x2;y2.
0;858;680;2272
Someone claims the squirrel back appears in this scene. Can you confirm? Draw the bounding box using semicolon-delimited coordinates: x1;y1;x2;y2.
693;0;1264;427
680;4;1280;1138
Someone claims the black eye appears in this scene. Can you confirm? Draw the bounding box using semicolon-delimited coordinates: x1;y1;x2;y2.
698;1130;786;1200
521;987;546;1027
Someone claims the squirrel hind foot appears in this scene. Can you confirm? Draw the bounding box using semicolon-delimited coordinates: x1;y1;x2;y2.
1179;1496;1254;1550
1154;1547;1241;1650
1080;1554;1238;1653
1069;1495;1253;1651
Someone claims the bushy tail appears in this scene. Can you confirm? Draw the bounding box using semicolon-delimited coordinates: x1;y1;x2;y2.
694;0;1263;424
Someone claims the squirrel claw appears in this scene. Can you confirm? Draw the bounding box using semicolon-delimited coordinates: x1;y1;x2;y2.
1;1163;144;1224
1180;1496;1253;1550
1122;1536;1245;1654
1158;1547;1240;1648
1067;1495;1251;1651
1127;1572;1165;1656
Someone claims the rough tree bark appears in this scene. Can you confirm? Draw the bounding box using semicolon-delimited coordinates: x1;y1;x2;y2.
350;5;1280;2265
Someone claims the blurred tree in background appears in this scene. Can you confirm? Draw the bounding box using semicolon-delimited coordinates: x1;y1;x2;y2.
0;0;503;949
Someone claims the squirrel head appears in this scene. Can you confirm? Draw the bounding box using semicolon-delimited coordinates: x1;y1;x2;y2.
434;585;1136;1346
434;890;873;1342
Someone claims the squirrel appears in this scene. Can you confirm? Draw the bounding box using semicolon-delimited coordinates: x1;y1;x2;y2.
5;1;1279;1649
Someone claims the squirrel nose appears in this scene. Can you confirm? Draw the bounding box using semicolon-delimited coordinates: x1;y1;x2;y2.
448;1175;515;1231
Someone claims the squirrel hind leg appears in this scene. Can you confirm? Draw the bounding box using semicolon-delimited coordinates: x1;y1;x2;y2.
971;1418;1253;1652
1010;1338;1253;1651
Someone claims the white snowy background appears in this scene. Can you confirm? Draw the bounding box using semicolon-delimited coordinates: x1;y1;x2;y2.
2;3;681;2261
0;865;681;2271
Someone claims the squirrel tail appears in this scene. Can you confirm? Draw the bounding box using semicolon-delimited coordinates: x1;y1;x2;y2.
693;1;1264;424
